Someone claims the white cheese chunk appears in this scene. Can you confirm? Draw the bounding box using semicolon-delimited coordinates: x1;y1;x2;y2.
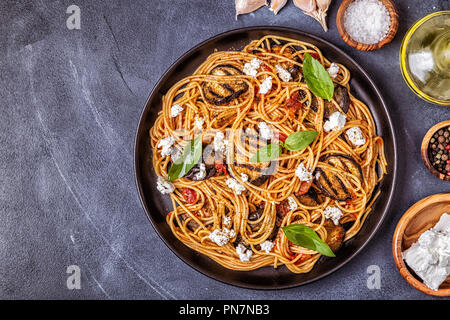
258;121;273;140
295;163;313;182
195;163;206;180
240;173;249;182
213;131;227;153
323;206;343;225
346;126;366;146
260;240;274;253
327;62;339;78
275;64;292;82
236;244;253;262
323;112;347;132
194;115;204;130
259;76;273;94
170;104;183;118
226;177;246;195
243;58;262;78
402;213;450;291
223;216;232;227
156;176;175;194
287;196;298;211
209;228;236;246
157;136;175;157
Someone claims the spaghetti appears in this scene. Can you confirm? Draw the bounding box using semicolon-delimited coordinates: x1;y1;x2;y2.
150;35;387;273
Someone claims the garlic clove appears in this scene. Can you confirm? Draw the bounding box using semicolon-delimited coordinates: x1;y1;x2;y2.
235;0;268;18
293;0;316;13
316;0;331;11
269;0;288;15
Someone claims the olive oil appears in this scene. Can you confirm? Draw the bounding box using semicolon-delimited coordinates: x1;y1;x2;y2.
401;12;450;105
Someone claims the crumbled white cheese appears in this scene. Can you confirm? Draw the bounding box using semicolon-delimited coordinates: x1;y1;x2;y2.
156;176;175;194
236;244;253;262
170;104;183;118
194;115;204;130
240;173;249;182
275;64;292;82
323;206;343;225
258;121;273;140
209;228;236;246
213;131;227;153
346;126;366;146
295;163;313;182
260;240;274;253
327;63;339;78
157;136;175;157
259;76;273;94
195;163;206;180
223;216;232;227
323;112;347;132
287;196;298;211
403;213;450;291
243;58;262;78
226;177;246;195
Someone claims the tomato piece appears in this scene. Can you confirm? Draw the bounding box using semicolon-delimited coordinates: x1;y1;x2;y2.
182;188;198;204
276;132;287;143
296;181;312;196
309;52;321;60
215;162;228;176
276;200;290;219
261;64;272;72
294;253;311;265
285;91;302;113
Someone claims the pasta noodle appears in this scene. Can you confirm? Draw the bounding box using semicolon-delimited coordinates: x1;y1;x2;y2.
150;35;387;273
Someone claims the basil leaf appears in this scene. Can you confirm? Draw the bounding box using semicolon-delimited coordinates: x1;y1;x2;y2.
284;130;319;151
302;53;334;100
168;136;202;181
282;224;335;257
250;143;281;163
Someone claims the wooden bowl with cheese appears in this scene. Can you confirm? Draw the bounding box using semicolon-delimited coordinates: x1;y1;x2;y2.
393;194;450;297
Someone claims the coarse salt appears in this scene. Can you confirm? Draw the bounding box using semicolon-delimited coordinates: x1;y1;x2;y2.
343;0;391;45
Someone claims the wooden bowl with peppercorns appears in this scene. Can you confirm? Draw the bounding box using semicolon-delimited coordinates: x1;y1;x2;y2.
421;121;450;181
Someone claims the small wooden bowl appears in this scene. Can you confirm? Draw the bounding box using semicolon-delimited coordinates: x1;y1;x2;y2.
421;120;450;181
393;194;450;297
336;0;399;51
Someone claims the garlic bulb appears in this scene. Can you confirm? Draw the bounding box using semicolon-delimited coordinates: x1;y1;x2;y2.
235;0;268;18
269;0;288;15
293;0;332;31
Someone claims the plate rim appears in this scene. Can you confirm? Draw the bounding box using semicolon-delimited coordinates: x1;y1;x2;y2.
134;26;398;290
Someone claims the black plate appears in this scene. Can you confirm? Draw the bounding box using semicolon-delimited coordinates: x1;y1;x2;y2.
134;26;398;289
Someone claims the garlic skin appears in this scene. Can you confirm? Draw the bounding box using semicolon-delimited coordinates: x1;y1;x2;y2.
269;0;288;15
293;0;332;32
235;0;268;18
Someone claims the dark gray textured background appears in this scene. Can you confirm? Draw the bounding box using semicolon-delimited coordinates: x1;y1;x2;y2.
1;0;449;299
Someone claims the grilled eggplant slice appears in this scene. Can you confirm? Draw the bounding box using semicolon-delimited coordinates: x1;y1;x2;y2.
179;213;200;232
297;188;325;207
184;162;216;181
323;154;363;183
315;154;362;201
202;64;248;105
324;220;345;252
310;84;350;118
324;85;350;119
